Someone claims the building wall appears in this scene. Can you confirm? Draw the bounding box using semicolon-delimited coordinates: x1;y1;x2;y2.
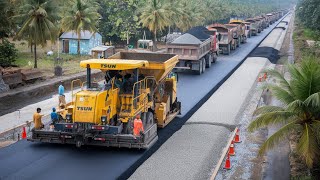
60;33;102;55
89;33;102;53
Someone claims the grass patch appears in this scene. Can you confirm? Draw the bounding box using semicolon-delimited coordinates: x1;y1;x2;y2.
7;38;92;77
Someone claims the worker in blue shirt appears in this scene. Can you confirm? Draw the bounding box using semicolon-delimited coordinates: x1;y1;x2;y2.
50;108;58;124
58;81;66;106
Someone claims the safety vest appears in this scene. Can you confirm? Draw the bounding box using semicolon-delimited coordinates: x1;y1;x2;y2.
133;118;144;136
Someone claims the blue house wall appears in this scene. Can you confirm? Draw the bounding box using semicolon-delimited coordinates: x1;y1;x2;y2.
61;33;102;55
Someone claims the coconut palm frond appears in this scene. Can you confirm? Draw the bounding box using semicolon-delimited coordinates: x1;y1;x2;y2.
286;99;306;113
304;92;320;108
268;85;295;105
248;111;296;132
253;106;284;116
297;124;320;168
266;69;292;92
258;120;299;155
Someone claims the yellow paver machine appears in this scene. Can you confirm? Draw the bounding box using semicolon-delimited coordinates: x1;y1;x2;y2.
28;52;181;149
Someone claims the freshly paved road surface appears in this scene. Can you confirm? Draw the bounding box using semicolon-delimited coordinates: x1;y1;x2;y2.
0;17;285;180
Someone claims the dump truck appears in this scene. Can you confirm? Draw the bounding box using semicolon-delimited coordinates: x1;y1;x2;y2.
28;52;181;149
266;13;276;24
223;24;239;49
208;23;233;55
166;26;218;75
229;20;249;43
245;18;259;36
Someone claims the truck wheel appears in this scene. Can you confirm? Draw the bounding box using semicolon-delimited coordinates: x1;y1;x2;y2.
212;53;217;63
226;44;231;55
201;58;206;73
196;61;203;75
205;54;211;68
76;140;82;148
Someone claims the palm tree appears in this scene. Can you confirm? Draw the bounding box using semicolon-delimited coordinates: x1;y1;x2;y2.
15;0;59;68
138;0;171;50
61;0;100;55
248;58;320;168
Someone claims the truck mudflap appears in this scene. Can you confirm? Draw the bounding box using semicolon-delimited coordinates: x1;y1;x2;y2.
28;123;158;149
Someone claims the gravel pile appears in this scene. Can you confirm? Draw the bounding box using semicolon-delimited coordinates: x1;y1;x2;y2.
186;26;211;41
171;33;202;45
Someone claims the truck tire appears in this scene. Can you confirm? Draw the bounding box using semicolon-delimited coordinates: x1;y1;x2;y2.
212;53;217;63
201;58;206;73
205;54;211;68
226;44;231;55
196;60;203;75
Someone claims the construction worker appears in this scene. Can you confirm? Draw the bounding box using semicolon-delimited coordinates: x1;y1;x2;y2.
50;107;58;124
58;81;66;106
57;104;67;120
33;108;44;130
133;114;144;137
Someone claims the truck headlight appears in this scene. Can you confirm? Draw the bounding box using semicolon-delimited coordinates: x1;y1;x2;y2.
66;113;72;122
101;115;107;124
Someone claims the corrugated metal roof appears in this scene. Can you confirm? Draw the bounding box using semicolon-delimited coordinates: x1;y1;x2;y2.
60;30;99;40
91;45;114;52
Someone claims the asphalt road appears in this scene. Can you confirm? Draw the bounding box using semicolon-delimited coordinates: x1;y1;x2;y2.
0;18;284;180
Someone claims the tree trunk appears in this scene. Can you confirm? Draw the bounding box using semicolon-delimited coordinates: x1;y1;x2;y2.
77;39;80;55
30;43;33;53
153;30;157;51
34;44;37;68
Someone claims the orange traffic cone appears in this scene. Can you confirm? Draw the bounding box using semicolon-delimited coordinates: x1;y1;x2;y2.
229;140;236;156
224;154;231;170
22;126;27;139
263;73;267;80
258;76;262;82
234;129;241;143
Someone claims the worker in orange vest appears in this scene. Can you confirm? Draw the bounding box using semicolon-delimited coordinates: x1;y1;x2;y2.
133;114;144;137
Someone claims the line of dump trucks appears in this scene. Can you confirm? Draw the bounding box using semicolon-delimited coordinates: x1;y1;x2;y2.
28;10;288;149
166;10;286;75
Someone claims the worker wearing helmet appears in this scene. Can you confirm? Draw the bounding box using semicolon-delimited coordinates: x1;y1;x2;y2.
133;114;144;137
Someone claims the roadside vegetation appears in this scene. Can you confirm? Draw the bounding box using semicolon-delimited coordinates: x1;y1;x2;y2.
0;0;294;71
249;0;320;178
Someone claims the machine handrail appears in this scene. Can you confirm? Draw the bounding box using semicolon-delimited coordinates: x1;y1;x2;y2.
71;79;82;101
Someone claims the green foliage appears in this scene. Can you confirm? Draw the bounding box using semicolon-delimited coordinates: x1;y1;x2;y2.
61;0;100;54
248;58;320;168
297;0;320;32
15;0;59;68
97;0;140;44
0;39;18;67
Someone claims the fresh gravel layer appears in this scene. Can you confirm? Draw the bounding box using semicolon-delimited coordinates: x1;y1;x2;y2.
171;33;202;45
129;124;230;180
186;26;211;41
185;57;268;125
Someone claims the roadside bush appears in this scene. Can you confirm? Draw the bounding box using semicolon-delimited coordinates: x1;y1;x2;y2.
0;39;18;67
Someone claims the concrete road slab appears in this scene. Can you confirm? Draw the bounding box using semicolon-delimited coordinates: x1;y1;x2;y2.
186;58;268;125
129;125;230;180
